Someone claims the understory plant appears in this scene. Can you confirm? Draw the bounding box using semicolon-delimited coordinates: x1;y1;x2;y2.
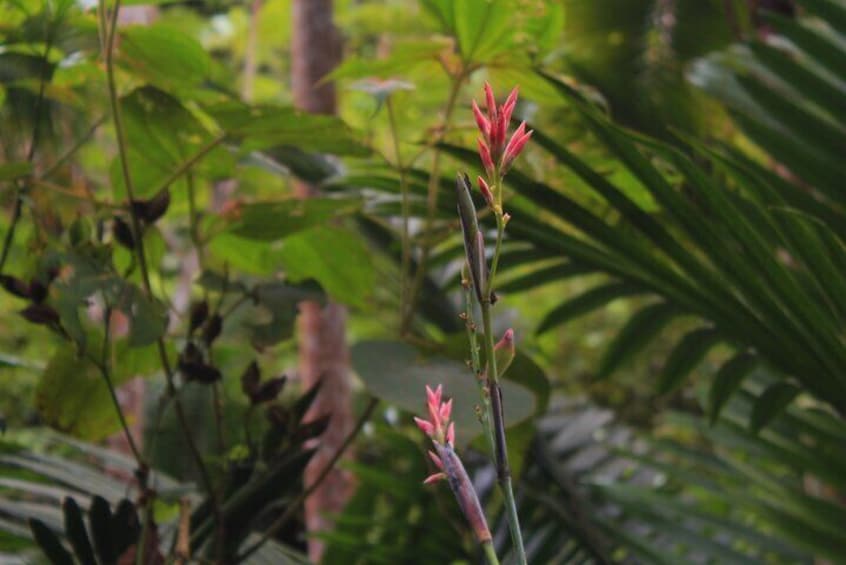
416;83;531;565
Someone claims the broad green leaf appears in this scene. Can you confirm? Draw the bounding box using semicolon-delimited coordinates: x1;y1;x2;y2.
351;340;536;447
656;327;722;395
35;346;120;441
206;102;370;156
278;226;374;309
750;381;801;433
228;197;361;241
119;24;211;90
112;86;224;198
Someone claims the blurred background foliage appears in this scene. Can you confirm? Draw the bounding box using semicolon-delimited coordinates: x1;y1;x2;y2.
0;0;844;563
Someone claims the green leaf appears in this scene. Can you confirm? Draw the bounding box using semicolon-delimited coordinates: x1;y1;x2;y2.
246;281;323;350
656;327;722;395
278;226;374;309
0;161;32;182
113;86;223;198
536;281;646;334
119;24;211;90
351;340;537;446
35;345;120;441
228;197;361;241
597;302;679;379
708;352;758;424
750;381;801;433
206;102;370;156
29;518;73;565
63;498;96;565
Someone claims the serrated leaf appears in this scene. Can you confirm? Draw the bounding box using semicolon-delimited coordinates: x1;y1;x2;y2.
119;24;211;89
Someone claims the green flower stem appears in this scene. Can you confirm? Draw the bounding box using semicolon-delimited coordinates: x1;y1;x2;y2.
482;539;501;565
477;168;527;563
463;276;496;457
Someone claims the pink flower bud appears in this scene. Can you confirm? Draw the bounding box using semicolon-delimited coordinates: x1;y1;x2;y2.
428;450;444;470
471;100;490;136
490;328;516;378
447;422;455;446
500;86;519;126
477;139;495;177
483;82;497;122
423;472;447;485
477;176;494;207
502;122;533;171
439;398;453;422
414;417;434;437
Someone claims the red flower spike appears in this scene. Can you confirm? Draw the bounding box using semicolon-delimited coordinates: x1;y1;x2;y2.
472;84;532;177
423;472;447;485
447;422;455;445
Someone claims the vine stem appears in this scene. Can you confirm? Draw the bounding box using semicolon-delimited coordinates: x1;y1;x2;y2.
100;0;223;550
236;397;379;562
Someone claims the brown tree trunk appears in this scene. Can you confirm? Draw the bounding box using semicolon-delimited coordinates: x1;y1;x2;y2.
290;2;352;562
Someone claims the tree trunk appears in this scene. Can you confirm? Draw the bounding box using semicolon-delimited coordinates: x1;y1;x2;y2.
290;2;352;562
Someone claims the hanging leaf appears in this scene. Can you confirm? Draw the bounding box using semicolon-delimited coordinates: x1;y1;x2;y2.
597;302;679;379
656;327;722;395
34;346;120;441
708;352;759;424
750;381;801;433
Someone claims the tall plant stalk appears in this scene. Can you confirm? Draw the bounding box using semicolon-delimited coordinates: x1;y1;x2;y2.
457;83;533;564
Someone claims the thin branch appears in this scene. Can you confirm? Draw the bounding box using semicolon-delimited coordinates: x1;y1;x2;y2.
236;397;379;561
100;0;223;541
